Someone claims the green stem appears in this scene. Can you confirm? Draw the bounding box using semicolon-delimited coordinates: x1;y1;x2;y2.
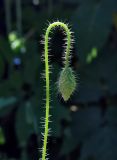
42;21;72;160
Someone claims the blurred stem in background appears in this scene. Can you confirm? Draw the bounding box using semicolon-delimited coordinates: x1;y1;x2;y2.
4;0;12;34
16;0;22;35
4;0;22;36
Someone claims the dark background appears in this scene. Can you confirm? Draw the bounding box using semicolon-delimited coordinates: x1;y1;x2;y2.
0;0;117;160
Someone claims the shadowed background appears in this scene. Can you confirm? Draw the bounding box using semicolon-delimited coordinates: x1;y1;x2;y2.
0;0;117;160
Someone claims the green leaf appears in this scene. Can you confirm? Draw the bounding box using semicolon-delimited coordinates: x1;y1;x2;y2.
16;102;35;146
71;107;102;144
72;47;117;103
0;97;17;117
71;0;117;64
0;97;17;109
60;127;78;156
80;106;117;160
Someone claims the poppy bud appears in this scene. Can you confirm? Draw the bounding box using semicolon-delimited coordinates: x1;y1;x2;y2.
58;67;77;101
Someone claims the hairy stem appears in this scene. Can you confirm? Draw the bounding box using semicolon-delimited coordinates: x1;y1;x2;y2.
42;21;73;160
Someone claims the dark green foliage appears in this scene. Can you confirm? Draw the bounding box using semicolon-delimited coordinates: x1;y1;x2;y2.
72;0;117;64
0;0;117;159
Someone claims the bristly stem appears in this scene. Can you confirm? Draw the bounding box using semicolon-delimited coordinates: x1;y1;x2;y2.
42;21;73;160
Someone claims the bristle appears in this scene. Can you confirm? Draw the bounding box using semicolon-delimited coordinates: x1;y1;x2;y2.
40;21;77;160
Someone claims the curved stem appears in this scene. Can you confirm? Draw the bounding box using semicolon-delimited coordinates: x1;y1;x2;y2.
42;21;72;160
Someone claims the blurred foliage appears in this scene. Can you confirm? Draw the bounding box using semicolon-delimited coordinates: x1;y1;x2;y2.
0;0;117;160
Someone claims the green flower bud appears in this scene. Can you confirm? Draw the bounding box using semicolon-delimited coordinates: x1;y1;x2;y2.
58;67;77;101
